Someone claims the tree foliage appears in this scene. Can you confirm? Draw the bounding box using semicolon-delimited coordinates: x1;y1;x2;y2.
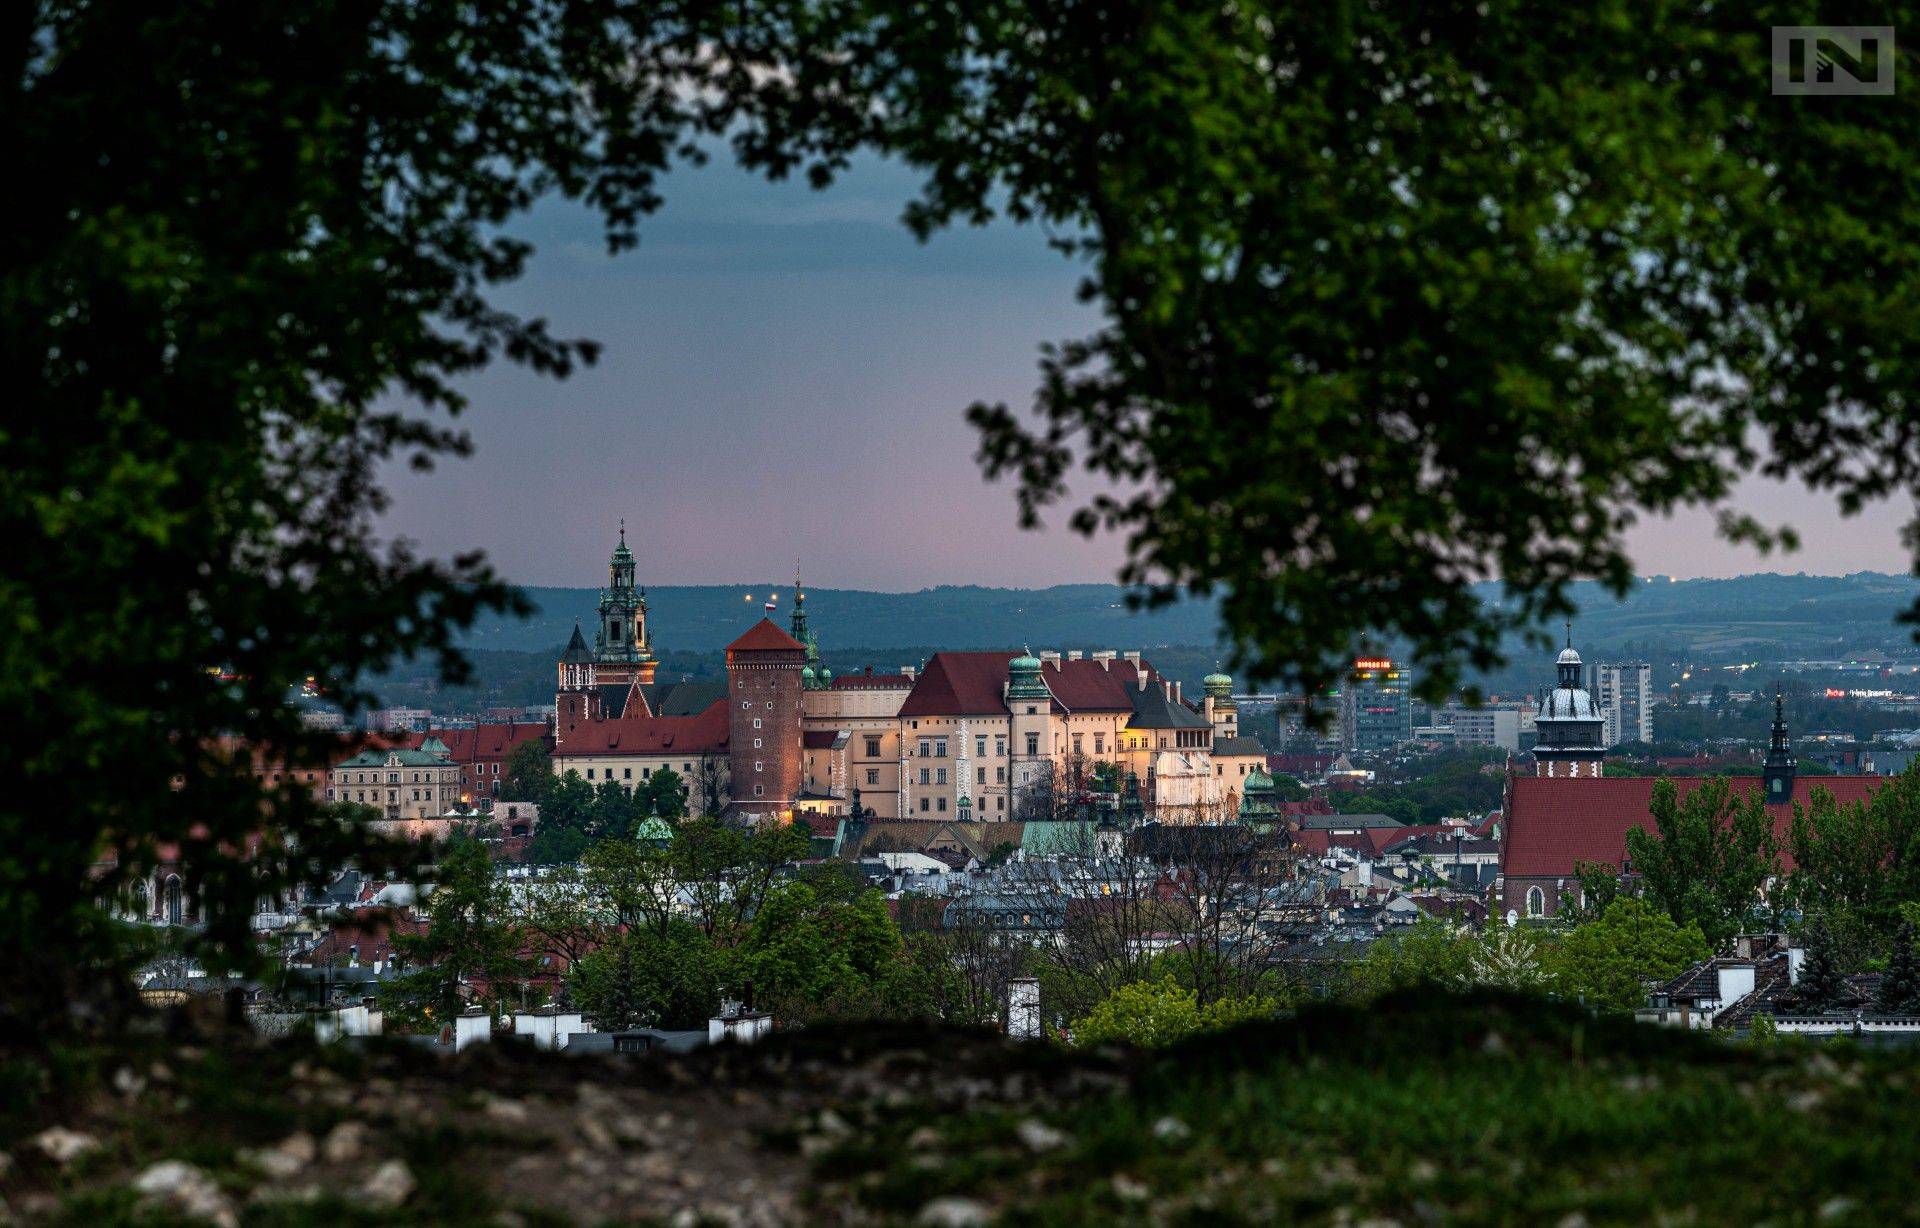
1785;768;1920;967
22;0;1920;1028
383;840;526;1027
1626;779;1776;948
1878;922;1920;1017
1544;898;1709;1014
1069;979;1279;1049
499;741;554;805
1792;917;1853;1014
569;922;722;1031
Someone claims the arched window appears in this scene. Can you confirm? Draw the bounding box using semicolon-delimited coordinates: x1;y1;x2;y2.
164;875;184;926
1526;886;1545;918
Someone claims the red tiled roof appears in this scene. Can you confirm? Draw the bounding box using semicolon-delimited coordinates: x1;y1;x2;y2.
898;651;1158;718
728;619;805;653
556;700;729;756
423;723;548;763
1502;774;1884;879
1041;658;1154;711
898;652;1019;717
802;730;840;749
831;671;914;690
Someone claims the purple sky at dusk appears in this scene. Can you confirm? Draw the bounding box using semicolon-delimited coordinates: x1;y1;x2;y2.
380;154;1915;591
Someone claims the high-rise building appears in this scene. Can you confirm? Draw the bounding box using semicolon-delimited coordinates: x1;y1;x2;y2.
1587;661;1653;747
1437;704;1522;751
1339;657;1413;753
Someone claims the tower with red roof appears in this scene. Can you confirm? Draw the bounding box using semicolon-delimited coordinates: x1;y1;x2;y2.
726;618;808;825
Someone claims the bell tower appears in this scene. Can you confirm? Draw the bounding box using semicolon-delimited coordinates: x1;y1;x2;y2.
595;521;656;687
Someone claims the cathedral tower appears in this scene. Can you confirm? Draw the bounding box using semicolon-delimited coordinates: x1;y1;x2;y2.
594;522;655;687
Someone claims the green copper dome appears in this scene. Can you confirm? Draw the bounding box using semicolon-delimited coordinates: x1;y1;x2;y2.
1203;668;1233;696
1007;647;1049;702
800;664;817;685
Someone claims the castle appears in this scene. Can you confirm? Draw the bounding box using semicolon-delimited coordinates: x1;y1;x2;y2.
552;529;1269;825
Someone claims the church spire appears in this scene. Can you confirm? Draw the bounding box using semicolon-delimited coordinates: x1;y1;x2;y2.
792;562;826;689
1764;685;1796;802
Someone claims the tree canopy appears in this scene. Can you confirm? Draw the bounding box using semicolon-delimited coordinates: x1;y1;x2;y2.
1626;779;1776;948
16;1;1920;1023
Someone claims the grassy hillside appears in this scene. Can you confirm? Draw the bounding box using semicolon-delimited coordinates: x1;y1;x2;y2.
6;993;1920;1225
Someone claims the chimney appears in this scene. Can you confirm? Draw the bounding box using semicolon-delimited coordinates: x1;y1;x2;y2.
1093;650;1116;670
1066;650;1083;662
1174;681;1183;704
903;666;916;681
1040;651;1061;667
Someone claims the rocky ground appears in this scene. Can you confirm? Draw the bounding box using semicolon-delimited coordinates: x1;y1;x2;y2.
0;1021;1113;1226
7;993;1920;1225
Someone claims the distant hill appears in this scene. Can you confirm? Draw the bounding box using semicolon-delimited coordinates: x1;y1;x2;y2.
461;583;1224;655
463;573;1920;665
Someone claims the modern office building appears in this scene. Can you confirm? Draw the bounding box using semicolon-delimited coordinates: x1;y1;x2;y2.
1339;657;1413;753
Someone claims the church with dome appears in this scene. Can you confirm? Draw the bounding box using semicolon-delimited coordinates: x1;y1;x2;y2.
1497;633;1886;921
1533;635;1608;778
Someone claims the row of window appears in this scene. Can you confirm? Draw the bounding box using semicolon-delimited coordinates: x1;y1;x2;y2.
329;788;454;804
343;769;453;785
914;795;1007;813
579;762;698;780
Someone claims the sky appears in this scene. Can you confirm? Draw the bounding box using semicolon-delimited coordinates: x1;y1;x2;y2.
380;153;1916;592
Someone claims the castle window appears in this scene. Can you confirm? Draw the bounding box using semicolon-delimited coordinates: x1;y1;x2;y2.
934;739;948;757
866;769;879;785
936;769;948;785
865;737;881;757
918;739;930;757
1526;887;1545;918
920;798;930;812
623;768;632;779
754;784;764;796
937;798;948;812
976;737;987;756
754;761;763;772
753;718;762;729
742;701;751;710
754;739;762;749
1025;734;1039;756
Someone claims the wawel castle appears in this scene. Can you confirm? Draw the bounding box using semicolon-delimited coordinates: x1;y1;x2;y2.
549;529;1269;826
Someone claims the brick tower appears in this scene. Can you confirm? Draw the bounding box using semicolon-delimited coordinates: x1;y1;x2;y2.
725;618;807;825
